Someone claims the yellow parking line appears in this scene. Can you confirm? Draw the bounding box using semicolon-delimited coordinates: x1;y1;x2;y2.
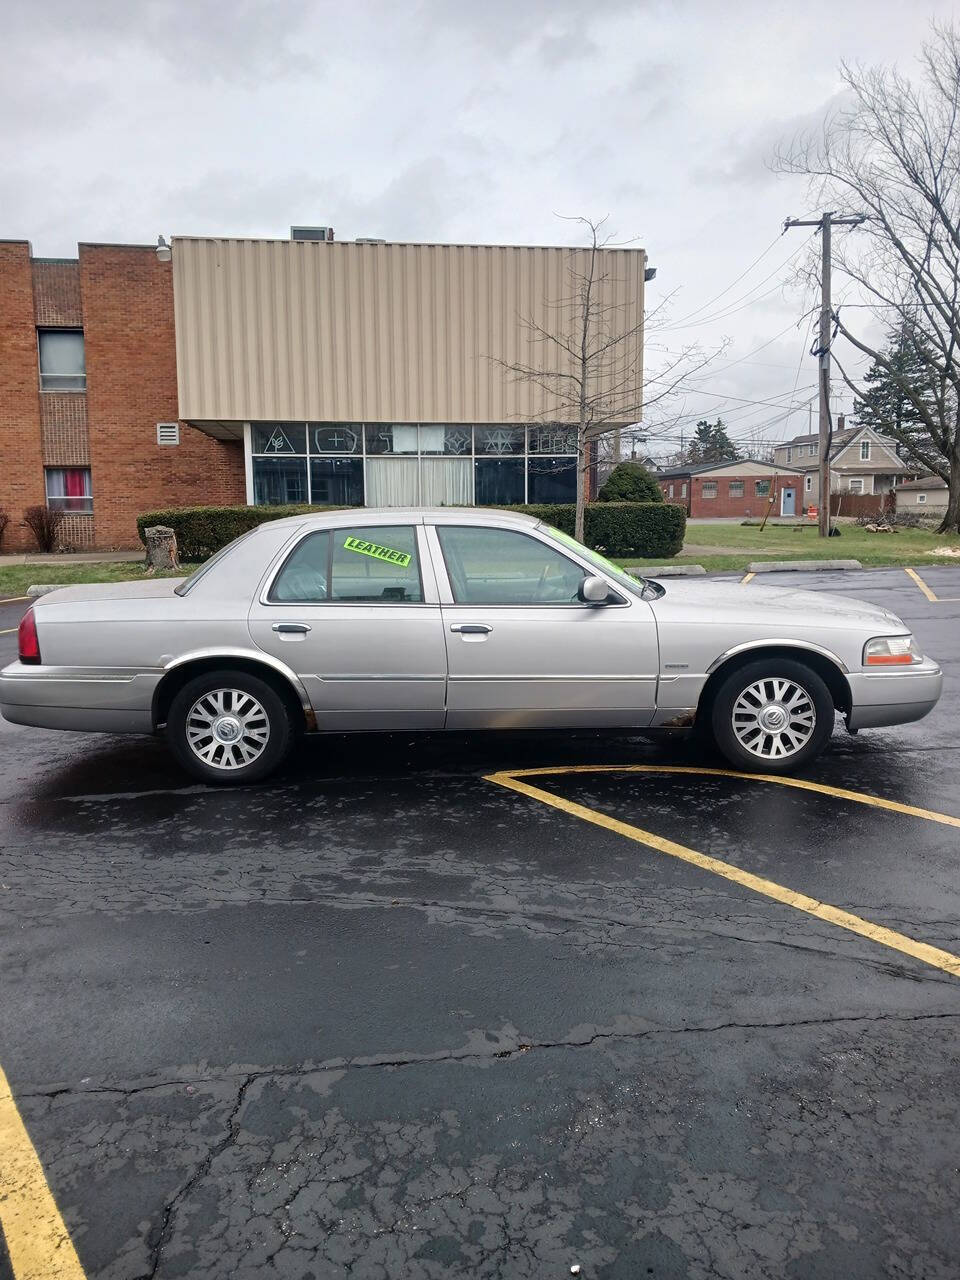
0;1065;87;1279
905;567;939;601
485;765;960;979
0;596;31;605
0;626;19;635
496;763;960;829
740;572;755;585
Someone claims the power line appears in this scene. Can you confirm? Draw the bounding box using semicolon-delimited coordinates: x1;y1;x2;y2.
658;231;789;327
658;233;816;332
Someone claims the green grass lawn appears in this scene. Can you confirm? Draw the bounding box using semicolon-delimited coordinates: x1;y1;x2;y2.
618;522;960;572
0;562;198;598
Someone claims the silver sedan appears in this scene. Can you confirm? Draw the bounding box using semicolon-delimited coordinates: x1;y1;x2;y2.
0;509;942;783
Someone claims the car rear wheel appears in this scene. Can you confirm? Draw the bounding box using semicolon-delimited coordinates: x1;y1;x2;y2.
710;658;835;773
167;672;293;784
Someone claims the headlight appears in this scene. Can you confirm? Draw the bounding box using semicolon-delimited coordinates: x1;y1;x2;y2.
863;635;923;666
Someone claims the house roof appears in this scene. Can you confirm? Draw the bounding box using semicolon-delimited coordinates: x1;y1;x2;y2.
779;427;860;451
654;458;792;479
898;474;949;491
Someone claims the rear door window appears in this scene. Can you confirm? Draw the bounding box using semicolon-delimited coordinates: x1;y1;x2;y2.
270;526;423;603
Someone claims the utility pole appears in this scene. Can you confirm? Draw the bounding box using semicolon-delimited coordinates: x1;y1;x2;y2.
783;211;865;537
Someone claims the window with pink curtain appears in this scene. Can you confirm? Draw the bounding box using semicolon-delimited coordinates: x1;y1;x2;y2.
45;468;93;513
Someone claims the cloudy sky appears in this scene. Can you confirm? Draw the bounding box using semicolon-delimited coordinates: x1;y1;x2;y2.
2;0;953;453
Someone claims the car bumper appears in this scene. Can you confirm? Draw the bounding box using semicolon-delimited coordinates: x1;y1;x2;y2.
0;662;160;734
846;658;943;730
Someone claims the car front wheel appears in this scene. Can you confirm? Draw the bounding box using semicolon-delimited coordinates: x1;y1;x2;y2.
167;671;293;784
710;658;835;773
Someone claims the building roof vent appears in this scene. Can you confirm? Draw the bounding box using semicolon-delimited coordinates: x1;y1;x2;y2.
355;238;386;244
290;226;334;242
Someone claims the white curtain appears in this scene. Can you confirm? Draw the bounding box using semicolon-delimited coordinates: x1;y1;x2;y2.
366;458;420;506
366;458;474;506
420;459;473;506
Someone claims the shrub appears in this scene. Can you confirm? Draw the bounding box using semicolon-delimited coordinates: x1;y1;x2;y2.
506;502;685;558
138;500;686;562
23;505;64;552
0;508;8;549
597;462;662;504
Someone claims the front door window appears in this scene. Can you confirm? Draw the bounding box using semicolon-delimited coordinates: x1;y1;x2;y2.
436;526;586;604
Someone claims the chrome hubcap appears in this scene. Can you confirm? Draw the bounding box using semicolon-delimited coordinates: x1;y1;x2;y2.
732;677;816;760
185;688;270;770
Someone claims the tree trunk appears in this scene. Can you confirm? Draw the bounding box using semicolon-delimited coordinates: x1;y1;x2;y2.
575;439;587;543
937;454;960;534
143;525;180;572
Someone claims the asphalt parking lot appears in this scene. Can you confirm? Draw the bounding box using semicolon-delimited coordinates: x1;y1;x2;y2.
1;566;959;1280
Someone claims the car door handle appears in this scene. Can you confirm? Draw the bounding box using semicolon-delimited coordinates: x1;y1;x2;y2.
272;622;312;634
449;624;493;635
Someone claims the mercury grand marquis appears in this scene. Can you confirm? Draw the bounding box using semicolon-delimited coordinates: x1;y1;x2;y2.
0;509;942;783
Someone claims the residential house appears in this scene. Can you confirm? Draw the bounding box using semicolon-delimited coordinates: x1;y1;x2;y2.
896;475;949;512
771;418;920;506
656;459;803;518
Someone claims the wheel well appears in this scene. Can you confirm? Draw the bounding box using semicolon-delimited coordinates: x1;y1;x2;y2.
153;658;310;731
696;646;851;724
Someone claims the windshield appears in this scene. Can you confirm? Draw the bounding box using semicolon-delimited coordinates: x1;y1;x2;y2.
541;525;646;599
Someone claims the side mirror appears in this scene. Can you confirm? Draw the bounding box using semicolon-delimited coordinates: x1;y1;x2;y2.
579;574;610;605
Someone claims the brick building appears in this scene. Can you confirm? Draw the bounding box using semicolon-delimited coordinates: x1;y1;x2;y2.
0;240;245;551
1;232;644;549
656;459;803;519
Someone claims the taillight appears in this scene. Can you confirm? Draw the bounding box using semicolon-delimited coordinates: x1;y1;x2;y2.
18;608;41;665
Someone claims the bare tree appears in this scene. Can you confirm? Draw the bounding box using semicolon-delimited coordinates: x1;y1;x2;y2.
495;215;721;542
775;22;960;533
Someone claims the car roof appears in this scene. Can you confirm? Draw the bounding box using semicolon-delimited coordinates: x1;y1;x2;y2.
259;507;542;530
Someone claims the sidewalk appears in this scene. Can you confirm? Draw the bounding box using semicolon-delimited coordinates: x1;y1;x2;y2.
0;550;143;565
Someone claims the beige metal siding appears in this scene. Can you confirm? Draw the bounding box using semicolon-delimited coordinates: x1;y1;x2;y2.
173;238;645;424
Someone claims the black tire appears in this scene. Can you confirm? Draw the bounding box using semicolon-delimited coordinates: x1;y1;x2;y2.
167;671;294;785
710;658;835;774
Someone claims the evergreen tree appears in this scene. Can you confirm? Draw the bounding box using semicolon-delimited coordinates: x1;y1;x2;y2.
686;419;741;466
597;461;662;503
855;325;945;468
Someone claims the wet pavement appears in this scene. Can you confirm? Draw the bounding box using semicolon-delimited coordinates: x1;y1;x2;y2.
1;567;959;1279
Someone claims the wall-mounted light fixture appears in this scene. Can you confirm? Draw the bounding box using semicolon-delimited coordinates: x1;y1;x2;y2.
156;235;172;262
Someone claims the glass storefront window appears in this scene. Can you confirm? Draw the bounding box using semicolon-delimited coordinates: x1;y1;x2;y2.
476;426;524;455
365;424;419;454
247;422;585;508
253;456;308;505
251;423;307;455
475;458;525;505
528;457;577;503
311;424;362;454
309;457;364;505
418;425;473;455
528;426;577;455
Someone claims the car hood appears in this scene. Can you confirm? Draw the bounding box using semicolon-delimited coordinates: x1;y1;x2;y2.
33;578;186;607
646;577;908;631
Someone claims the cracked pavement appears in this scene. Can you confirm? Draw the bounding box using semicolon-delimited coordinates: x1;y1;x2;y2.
1;567;959;1278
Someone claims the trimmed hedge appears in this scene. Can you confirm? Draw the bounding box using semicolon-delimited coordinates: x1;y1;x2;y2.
136;504;342;561
138;500;685;562
499;503;684;558
597;462;663;504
